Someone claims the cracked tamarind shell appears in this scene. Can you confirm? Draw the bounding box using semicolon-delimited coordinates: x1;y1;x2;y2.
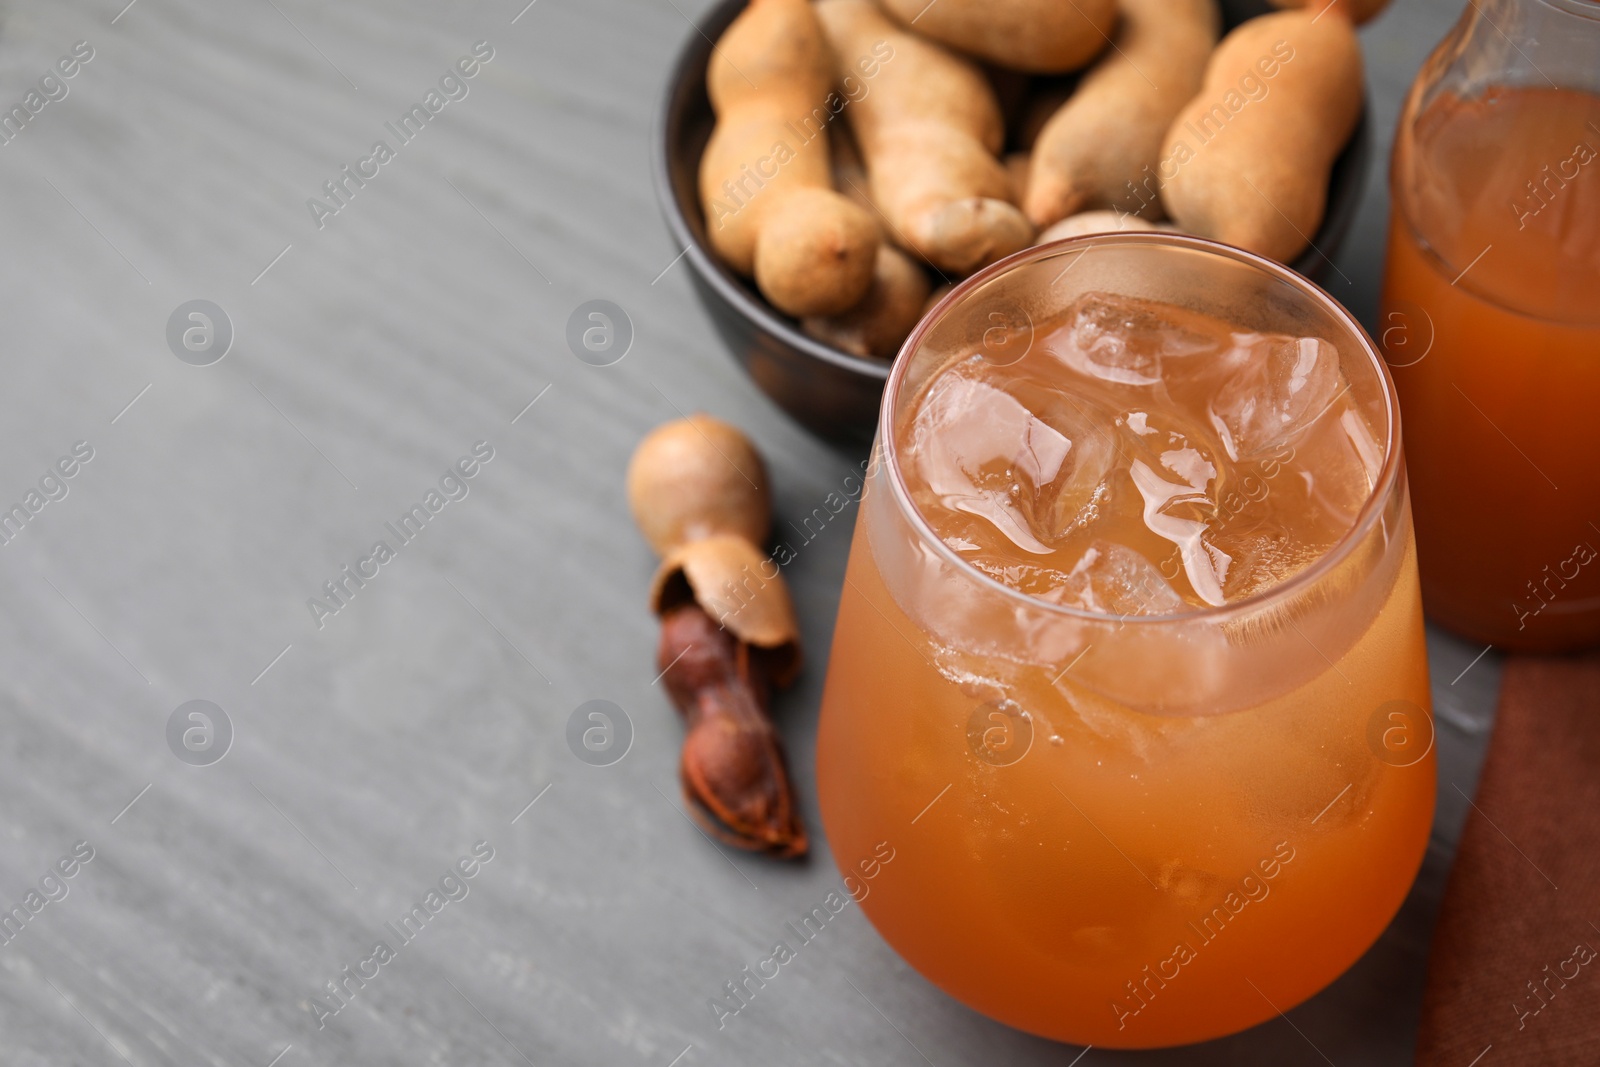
649;535;801;687
626;415;770;558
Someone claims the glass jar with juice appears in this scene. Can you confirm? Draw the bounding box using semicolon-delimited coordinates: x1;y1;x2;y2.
1381;0;1600;650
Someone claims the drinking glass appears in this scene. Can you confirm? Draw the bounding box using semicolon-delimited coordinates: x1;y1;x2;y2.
816;234;1435;1049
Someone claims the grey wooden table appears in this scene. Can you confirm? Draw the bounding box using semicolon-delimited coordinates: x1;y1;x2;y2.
0;1;1499;1064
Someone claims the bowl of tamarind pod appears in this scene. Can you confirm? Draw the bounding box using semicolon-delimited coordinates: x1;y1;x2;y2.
654;0;1373;444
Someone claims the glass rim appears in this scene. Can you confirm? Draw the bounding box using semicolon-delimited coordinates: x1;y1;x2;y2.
877;231;1405;627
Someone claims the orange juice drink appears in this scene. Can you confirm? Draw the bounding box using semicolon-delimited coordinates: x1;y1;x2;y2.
1381;86;1600;649
817;236;1435;1048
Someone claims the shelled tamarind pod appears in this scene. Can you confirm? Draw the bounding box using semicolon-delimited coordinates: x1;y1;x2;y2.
1026;0;1220;228
657;599;806;857
816;0;1033;276
879;0;1117;74
628;418;807;857
1158;9;1363;263
698;0;878;317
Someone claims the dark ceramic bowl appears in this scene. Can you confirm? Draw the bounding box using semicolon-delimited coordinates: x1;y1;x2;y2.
653;0;1372;444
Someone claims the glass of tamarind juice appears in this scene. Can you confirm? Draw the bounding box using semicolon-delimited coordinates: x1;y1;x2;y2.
816;234;1435;1048
1379;0;1600;651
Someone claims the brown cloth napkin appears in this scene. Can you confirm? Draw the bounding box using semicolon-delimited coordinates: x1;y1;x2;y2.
1415;653;1600;1066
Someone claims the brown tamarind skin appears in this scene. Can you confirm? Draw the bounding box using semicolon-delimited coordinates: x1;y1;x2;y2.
1026;0;1220;228
800;128;931;359
816;0;1033;276
626;415;770;558
802;243;931;359
698;0;877;317
1158;9;1363;263
879;0;1117;74
658;603;807;858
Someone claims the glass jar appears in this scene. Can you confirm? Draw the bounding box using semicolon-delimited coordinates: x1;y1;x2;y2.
1380;0;1600;650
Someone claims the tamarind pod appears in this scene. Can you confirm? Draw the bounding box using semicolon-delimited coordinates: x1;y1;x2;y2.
817;0;1004;156
802;243;931;358
649;535;801;682
870;121;1032;269
1026;0;1220;227
1158;9;1363;263
626;415;770;557
879;0;1117;74
698;0;878;317
750;188;881;316
1034;210;1164;246
817;0;1033;275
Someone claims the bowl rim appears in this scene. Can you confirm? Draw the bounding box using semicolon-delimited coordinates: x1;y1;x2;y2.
877;230;1406;626
653;0;1370;388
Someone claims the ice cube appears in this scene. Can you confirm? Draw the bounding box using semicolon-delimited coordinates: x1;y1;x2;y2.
1258;404;1381;544
1204;409;1379;598
1210;334;1343;457
1300;410;1382;523
1111;404;1243;521
909;363;1115;555
1209;524;1327;601
1128;451;1232;606
1124;411;1157;436
960;555;1078;600
1340;408;1383;488
1047;292;1228;387
1053;540;1184;616
1009;383;1120;542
